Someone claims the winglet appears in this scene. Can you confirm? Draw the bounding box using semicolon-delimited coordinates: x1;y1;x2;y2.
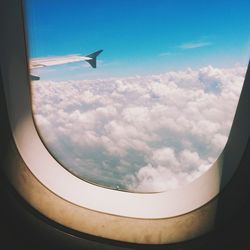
85;49;103;68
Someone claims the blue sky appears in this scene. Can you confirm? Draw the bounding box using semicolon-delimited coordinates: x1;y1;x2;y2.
24;0;250;79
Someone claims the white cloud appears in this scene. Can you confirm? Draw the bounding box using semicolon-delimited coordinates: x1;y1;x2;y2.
31;65;246;192
179;41;212;49
152;148;180;169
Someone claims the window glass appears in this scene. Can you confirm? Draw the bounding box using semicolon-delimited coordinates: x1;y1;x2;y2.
24;0;250;192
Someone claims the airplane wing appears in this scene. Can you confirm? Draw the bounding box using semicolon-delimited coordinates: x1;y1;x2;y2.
29;50;103;80
30;55;87;69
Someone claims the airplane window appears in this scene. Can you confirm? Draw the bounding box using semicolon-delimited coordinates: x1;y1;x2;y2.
24;0;250;193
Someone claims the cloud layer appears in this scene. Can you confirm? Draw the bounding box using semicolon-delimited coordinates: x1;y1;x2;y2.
31;65;246;192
